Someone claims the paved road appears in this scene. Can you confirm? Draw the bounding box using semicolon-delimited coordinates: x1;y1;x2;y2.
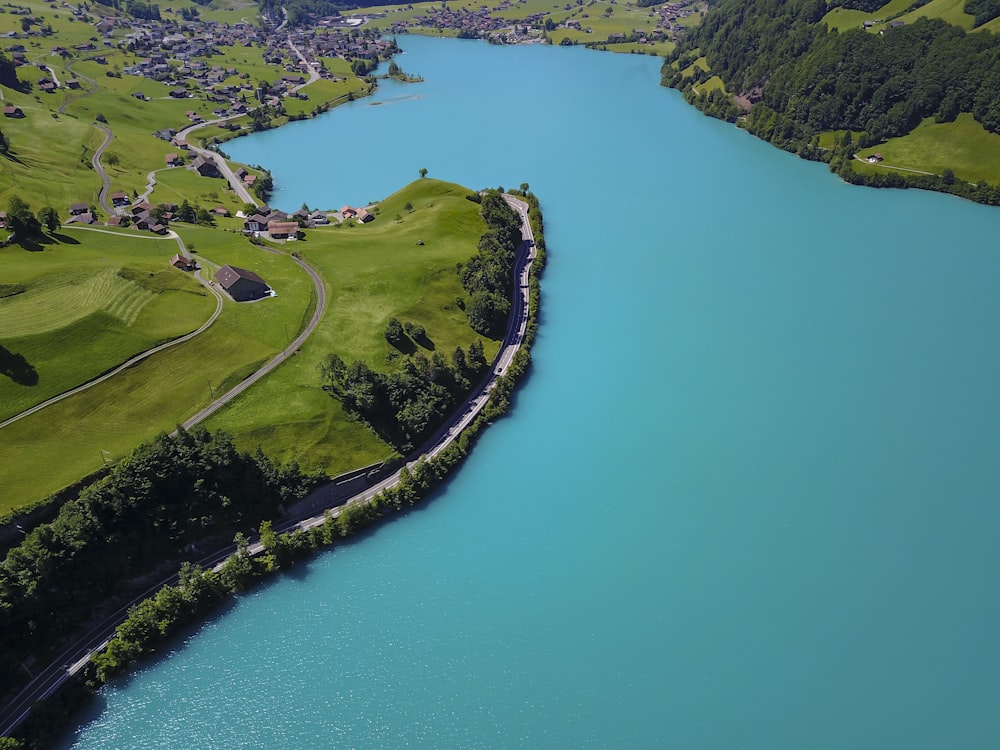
0;228;224;431
177;118;259;206
0;196;537;738
57;61;115;214
287;38;321;91
91;123;114;215
180;249;327;429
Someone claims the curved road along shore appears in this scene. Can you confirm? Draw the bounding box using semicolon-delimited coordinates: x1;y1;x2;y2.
0;195;537;739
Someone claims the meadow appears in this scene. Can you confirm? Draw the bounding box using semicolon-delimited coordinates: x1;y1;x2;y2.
0;230;215;421
205;179;501;475
0;225;314;513
854;114;1000;183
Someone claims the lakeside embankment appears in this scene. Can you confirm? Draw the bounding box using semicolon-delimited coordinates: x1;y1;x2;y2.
0;191;545;747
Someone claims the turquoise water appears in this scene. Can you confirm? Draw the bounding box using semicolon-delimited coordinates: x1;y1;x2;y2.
64;37;1000;748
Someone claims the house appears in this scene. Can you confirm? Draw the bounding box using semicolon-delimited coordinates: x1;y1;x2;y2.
171;253;195;270
243;213;268;232
109;191;129;207
191;155;220;177
243;174;256;186
309;210;329;225
68;202;89;216
340;205;357;219
3;105;24;118
106;215;125;227
267;220;299;240
169;88;188;98
211;206;230;217
215;264;269;301
867;153;884;163
65;78;81;89
165;153;179;166
66;212;95;224
355;207;374;223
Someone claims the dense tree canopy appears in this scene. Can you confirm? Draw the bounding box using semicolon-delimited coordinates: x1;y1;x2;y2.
667;0;1000;149
0;428;314;698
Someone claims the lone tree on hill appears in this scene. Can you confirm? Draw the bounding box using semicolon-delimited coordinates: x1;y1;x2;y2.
419;167;428;178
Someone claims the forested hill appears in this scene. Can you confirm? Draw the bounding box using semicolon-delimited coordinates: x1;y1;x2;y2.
663;0;1000;202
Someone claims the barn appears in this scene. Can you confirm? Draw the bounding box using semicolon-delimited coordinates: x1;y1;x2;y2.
215;265;270;301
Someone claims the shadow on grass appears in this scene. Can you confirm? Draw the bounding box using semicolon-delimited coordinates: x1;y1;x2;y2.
50;232;81;245
414;333;435;351
389;336;417;356
0;345;38;386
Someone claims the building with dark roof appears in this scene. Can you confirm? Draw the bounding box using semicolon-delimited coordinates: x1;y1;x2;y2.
215;264;269;301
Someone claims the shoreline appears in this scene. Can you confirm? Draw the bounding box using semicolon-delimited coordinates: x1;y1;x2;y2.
0;191;546;745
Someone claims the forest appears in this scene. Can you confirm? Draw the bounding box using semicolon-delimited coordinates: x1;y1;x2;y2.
665;0;1000;200
0;428;317;701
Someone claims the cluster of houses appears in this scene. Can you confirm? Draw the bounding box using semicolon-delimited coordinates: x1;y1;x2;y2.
242;205;337;239
340;205;374;223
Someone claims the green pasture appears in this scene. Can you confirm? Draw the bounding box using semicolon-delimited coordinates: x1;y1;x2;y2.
0;224;316;512
0;106;105;214
855;114;1000;183
149;166;247;216
0;230;216;420
897;0;974;28
205;179;501;474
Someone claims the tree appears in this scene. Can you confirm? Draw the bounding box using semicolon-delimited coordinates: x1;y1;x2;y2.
105;152;120;167
178;200;197;223
7;195;40;237
385;317;406;348
38;206;60;233
419;167;428;178
404;201;413;212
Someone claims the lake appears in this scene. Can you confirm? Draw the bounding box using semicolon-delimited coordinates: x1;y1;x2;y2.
63;35;1000;749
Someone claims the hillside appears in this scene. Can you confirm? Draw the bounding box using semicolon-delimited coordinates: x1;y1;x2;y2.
664;0;1000;204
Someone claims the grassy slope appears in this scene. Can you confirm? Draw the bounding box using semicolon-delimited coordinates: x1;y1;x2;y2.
0;227;316;513
0;231;216;419
854;113;1000;182
205;179;500;474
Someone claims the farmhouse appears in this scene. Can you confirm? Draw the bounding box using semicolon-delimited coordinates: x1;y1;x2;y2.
191;155;220;177
171;253;195;270
109;191;129;207
267;220;299;240
355;207;374;223
867;153;884;163
3;105;24;118
215;265;270;301
68;202;89;216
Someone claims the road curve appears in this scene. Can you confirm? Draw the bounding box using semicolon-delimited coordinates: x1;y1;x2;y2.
0;196;537;739
180;249;327;429
177;118;259;207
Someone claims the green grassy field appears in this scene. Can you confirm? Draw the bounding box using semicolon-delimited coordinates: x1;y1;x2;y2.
0;230;216;420
897;0;974;28
854;114;1000;183
205;179;501;474
0;225;317;512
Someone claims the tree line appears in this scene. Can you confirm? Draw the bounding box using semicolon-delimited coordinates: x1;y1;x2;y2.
318;341;489;452
0;428;318;702
459;189;523;338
